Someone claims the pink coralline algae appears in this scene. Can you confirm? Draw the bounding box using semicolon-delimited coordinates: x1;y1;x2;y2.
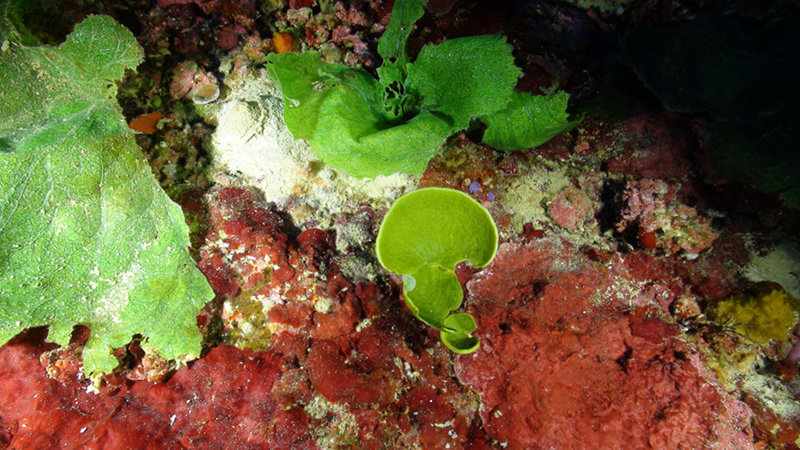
331;25;370;56
606;114;693;180
0;331;292;448
146;0;257;54
676;231;750;301
169;61;220;101
617;178;719;256
276;1;384;67
193;187;486;447
335;1;372;27
548;185;595;230
198;187;289;294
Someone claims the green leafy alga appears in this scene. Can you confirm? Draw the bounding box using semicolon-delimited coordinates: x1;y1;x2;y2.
482;91;581;151
376;188;498;353
267;0;578;179
0;12;213;376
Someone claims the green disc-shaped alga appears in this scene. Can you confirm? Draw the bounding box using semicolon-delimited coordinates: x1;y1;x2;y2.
376;188;498;353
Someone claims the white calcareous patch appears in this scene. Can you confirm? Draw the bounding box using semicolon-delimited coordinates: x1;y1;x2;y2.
744;240;800;299
93;263;140;324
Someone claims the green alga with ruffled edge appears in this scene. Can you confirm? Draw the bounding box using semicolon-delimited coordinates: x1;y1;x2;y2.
267;0;579;179
0;6;213;376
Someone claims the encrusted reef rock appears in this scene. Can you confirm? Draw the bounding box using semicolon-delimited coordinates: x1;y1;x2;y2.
3;2;800;447
456;237;752;448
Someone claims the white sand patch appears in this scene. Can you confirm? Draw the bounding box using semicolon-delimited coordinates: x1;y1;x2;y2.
207;69;416;237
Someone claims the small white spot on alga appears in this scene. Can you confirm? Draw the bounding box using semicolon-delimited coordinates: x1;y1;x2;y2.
402;274;416;291
169;415;177;426
80;427;87;433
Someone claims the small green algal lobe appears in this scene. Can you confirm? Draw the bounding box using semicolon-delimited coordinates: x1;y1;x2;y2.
0;11;213;376
376;188;498;353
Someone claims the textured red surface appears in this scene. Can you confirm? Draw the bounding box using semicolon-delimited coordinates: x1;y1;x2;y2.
307;339;393;406
456;238;737;448
0;183;784;448
548;185;595;230
198;187;289;294
0;331;287;448
676;231;751;301
606;114;693;180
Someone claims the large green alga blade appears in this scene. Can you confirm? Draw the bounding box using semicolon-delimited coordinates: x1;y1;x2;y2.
310;86;455;178
267;50;454;178
0;14;213;376
482;91;581;151
407;34;521;130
